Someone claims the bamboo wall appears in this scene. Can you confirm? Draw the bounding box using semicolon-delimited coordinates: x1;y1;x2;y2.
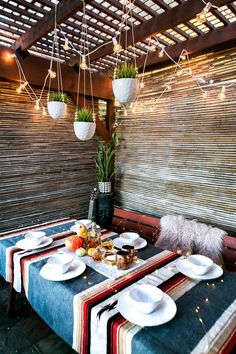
0;79;97;233
115;47;236;233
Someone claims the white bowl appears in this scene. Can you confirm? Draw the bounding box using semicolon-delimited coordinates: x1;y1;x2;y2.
75;219;92;229
128;284;164;314
187;255;213;275
120;232;139;246
24;231;46;246
47;254;74;274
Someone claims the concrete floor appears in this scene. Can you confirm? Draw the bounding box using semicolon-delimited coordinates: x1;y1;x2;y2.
0;277;76;354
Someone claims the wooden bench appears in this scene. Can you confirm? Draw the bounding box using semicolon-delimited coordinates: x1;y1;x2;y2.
112;208;236;271
112;208;161;245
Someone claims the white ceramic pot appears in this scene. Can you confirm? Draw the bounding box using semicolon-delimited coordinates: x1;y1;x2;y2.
47;101;67;120
112;78;140;104
74;121;96;141
98;181;111;193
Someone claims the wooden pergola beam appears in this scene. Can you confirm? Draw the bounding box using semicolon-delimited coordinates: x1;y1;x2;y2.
136;22;236;69
87;0;234;64
0;46;112;100
12;0;93;51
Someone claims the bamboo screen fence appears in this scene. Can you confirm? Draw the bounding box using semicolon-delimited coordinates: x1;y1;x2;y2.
115;47;236;233
0;80;97;233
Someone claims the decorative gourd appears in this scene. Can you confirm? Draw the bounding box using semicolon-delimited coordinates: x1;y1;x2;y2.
75;224;88;238
75;247;86;257
65;235;83;251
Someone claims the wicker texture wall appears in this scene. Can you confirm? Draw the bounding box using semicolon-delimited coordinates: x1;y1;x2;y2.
115;47;236;233
0;79;97;233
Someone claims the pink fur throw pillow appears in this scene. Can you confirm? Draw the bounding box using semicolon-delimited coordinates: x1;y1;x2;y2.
155;215;227;263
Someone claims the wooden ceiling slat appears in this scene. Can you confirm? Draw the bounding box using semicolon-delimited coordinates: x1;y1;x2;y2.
83;8;120;32
86;0;234;64
212;9;230;25
136;21;236;68
13;0;94;51
90;2;132;24
133;0;157;17
173;27;191;39
105;0;144;22
185;22;203;35
151;0;170;11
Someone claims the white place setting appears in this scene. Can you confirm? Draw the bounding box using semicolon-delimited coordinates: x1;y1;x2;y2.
70;219;93;233
114;232;147;250
176;254;223;280
15;231;53;250
40;253;86;281
118;284;177;327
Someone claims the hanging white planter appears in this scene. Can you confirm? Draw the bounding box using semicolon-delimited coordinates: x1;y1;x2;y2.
112;78;140;104
74;121;96;141
47;101;67;120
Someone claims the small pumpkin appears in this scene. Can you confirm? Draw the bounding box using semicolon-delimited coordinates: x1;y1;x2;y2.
65;235;83;252
76;247;86;257
87;247;97;257
75;224;88;238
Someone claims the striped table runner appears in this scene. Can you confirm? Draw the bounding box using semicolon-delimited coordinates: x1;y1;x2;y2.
0;218;77;291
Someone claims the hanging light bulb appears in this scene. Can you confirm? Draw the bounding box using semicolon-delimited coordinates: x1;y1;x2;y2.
203;91;208;99
63;38;70;51
124;108;128;116
17;86;22;94
80;55;88;70
34;99;40;110
42;107;47;116
176;68;183;77
180;53;186;60
149;44;156;52
218;86;226;101
48;69;56;79
196;2;212;24
140;81;145;88
92;112;96;121
158;47;164;58
165;84;172;91
112;38;122;54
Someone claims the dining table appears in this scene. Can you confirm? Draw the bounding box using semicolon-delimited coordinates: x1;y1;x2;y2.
0;217;235;354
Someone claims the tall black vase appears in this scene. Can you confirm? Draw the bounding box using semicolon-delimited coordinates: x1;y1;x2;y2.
97;193;114;230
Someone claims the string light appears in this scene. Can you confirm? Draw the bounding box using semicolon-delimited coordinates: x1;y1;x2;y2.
218;86;226;100
176;68;183;77
63;38;70;51
34;99;40;110
48;69;56;79
149;45;156;52
112;38;122;54
80;55;88;70
42;107;47;116
140;82;144;88
158;47;164;58
92;112;96;121
16;86;22;94
203;91;208;99
196;2;212;24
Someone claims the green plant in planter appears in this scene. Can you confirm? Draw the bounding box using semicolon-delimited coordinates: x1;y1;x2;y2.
75;108;93;122
95;133;118;182
49;91;68;103
114;62;138;80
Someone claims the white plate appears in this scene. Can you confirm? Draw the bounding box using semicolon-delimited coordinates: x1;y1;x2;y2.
114;237;147;250
176;259;223;280
16;237;53;250
40;259;86;281
118;291;177;327
70;223;100;233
